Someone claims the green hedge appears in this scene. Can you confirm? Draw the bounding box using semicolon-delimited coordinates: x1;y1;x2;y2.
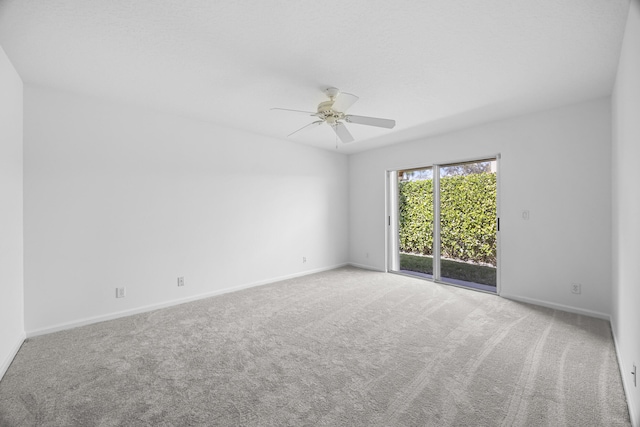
399;173;496;265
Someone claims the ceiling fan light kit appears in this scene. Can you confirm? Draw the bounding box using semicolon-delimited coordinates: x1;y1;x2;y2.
272;87;396;144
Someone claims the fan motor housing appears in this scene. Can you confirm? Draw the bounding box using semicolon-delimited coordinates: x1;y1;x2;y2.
317;100;343;124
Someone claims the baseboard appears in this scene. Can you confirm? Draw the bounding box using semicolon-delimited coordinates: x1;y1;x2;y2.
610;321;639;427
0;332;26;381
348;262;386;272
499;293;610;320
26;263;349;338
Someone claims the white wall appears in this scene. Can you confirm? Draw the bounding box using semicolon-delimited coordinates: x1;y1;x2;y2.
349;98;612;318
612;0;640;424
23;86;349;335
0;45;25;378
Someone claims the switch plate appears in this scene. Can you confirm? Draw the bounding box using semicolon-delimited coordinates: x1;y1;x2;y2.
177;277;185;287
116;287;126;298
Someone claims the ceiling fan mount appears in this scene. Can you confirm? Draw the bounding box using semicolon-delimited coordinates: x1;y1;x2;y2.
324;87;340;99
272;87;396;144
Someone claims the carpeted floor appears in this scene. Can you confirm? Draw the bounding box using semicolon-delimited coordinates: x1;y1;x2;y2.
0;266;631;426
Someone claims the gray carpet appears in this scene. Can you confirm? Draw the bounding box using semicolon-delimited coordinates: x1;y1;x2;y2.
0;267;630;426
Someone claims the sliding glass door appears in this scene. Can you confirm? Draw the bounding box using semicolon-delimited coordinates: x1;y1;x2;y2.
389;157;498;292
396;167;435;279
438;160;497;290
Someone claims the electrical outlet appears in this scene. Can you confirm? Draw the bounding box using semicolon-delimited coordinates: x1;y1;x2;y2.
366;252;369;258
571;283;581;294
177;276;185;287
521;210;530;220
302;256;307;263
116;287;126;298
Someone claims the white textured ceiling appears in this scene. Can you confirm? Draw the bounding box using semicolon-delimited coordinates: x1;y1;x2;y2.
0;0;630;153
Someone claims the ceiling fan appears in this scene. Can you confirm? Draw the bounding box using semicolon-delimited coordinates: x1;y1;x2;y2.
272;87;396;143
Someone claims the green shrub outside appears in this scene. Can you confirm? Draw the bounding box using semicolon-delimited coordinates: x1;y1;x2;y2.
399;173;496;266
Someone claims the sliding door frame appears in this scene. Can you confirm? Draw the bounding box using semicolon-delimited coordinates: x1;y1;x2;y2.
386;154;501;295
386;171;399;272
432;164;441;281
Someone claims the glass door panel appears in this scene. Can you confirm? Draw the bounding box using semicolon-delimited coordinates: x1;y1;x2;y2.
397;167;434;279
439;160;497;291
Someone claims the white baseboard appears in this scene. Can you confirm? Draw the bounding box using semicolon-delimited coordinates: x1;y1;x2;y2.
499;293;610;320
26;263;349;338
0;332;26;381
610;321;638;427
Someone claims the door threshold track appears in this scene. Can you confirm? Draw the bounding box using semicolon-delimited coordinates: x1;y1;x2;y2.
394;269;497;294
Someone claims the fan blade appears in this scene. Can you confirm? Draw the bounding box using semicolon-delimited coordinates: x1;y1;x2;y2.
271;107;318;115
332;122;355;143
287;120;324;137
345;114;396;129
331;92;359;113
